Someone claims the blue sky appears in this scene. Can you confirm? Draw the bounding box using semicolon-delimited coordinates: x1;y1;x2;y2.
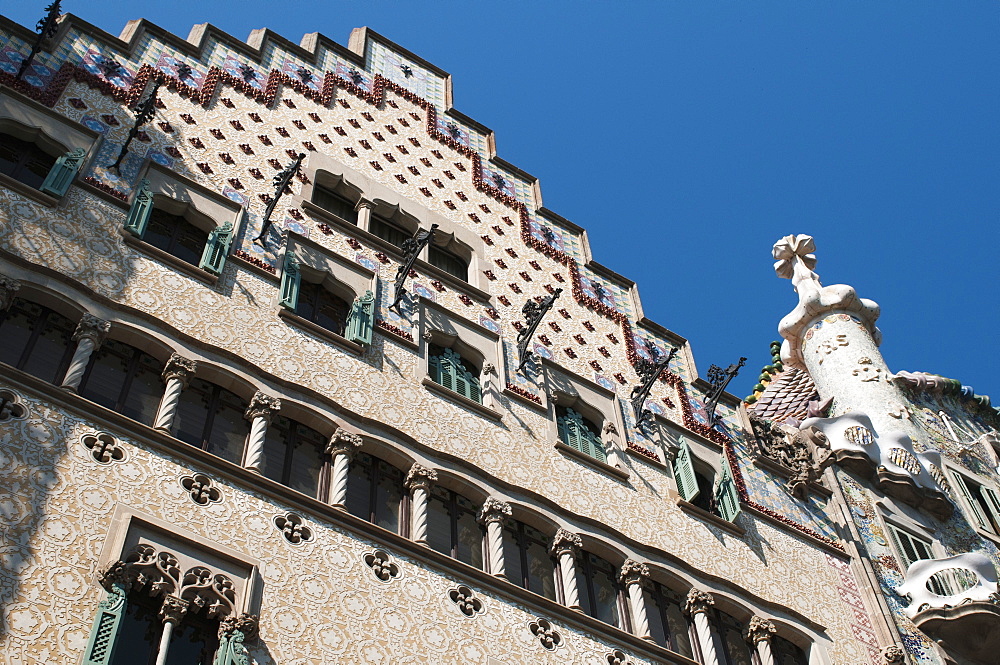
6;2;998;399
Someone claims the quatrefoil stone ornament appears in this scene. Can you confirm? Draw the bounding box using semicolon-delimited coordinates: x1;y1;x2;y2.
528;618;562;651
448;585;484;617
180;473;222;505
0;389;27;422
81;432;126;464
364;550;401;582
607;649;631;665
273;512;313;545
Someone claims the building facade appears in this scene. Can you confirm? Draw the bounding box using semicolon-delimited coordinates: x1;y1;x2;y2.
0;8;995;665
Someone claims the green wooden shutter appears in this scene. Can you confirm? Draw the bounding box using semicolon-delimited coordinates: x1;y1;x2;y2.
199;222;234;275
979;486;1000;534
214;626;251;665
714;457;742;522
558;409;583;453
583;428;606;463
345;290;375;346
123;179;154;237
886;523;933;572
673;439;700;502
949;470;990;530
82;582;127;665
40;147;86;197
279;252;301;310
429;352;443;387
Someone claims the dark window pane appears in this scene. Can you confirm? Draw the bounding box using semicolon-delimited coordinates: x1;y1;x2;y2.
428;246;468;281
774;636;808;665
716;611;754;665
144;208;209;267
312;186;357;224
173;377;213;447
0;301;37;367
163;617;217;665
0;133;55;189
206;388;247;463
526;540;556;600
578;552;620;628
260;420;290;485
296;281;349;337
108;598;160;665
369;216;409;248
79;340;131;410
123;353;165;425
502;522;525;587
455;497;482;568
345;452;374;521
426;488;452;557
288;422;325;497
374;460;402;532
21;309;75;384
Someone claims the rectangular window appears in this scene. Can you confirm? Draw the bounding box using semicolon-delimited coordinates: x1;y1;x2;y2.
948;469;1000;535
885;523;934;571
312;186;358;224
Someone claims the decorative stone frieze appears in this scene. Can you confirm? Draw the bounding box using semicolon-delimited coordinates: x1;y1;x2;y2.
0;389;27;421
0;273;21;311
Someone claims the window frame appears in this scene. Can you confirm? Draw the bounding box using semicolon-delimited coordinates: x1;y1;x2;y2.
259;414;331;501
0;295;78;385
426;484;486;569
945;464;1000;541
345;451;409;536
575;549;629;630
77;338;166;426
502;518;558;601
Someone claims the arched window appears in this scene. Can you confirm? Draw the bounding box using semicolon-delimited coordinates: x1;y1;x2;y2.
0;297;76;384
143;208;210;268
712;609;755;665
0;132;55;189
556;406;606;463
311;185;358;224
428;245;468;282
428;345;481;403
345;452;405;534
77;339;164;425
773;635;809;665
576;551;625;628
295;280;351;337
646;580;694;658
427;486;483;568
108;591;219;664
259;415;328;498
502;519;556;600
171;377;249;465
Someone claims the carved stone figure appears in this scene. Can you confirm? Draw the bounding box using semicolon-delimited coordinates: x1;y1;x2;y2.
749;414;832;498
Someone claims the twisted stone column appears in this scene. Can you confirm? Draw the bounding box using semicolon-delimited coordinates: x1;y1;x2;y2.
685;588;719;665
326;427;363;507
620;559;651;640
61;313;110;391
549;528;583;610
0;273;20;311
243;392;281;472
405;464;437;544
155;595;189;665
153;354;197;432
478;498;512;577
745;616;777;665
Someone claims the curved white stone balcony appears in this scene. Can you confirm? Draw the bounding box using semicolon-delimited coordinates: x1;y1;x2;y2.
896;552;998;618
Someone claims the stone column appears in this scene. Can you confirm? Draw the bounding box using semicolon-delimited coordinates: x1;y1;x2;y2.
155;595;189;665
549;528;583;610
153;354;198;432
405;464;437;544
478;498;512;578
685;588;720;665
745;616;777;665
242;392;281;472
0;273;21;311
356;200;373;233
61;313;111;391
620;559;651;640
326;427;363;507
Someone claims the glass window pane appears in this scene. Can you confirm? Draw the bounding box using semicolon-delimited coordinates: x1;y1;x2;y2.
260;420;289;485
502;522;525;588
313;187;357;223
122;353;165;425
173;378;212;447
428;246;468;281
369;216;409;248
426;488;453;557
79;340;131;410
345;453;374;521
108;598;161;665
205;389;247;464
526;540;556;600
0;302;36;367
588;555;620;627
164;617;218;665
22;311;74;384
374;460;402;533
456;509;482;569
288;424;325;498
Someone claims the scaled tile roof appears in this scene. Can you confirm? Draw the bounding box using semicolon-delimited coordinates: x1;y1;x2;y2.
749;367;819;424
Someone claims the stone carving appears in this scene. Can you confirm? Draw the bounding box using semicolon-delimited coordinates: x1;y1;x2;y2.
244;391;281;423
606;649;631;665
125;544;181;596
448;584;485;617
274;512;313;544
161;353;198;385
81;432;126;465
155;354;198;431
243;392;281;473
179;565;237;618
881;645;905;664
0;389;27;421
327;428;364;507
618;559;650;586
62;313;111;390
364;549;401;582
772;234;881;370
325;427;363;458
814;334;848;364
684;588;715;616
405;463;438;491
528;617;562;650
0;273;21;311
745;616;776;644
219;612;259;639
180;473;223;505
478;498;512;525
853;357;886;383
548;528;582;557
482;362;497;376
159;594;189;624
72;312;112;346
748;415;832;498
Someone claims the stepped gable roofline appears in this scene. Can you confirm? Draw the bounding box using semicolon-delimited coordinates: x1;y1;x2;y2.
4;12;703;376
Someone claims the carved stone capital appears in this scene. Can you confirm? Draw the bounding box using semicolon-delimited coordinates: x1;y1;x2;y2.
478;497;512;525
72;313;111;346
549;528;583;557
325;427;363;458
245;391;281;423
684;588;715;616
219;612;259;639
405;463;438;491
161;353;198;386
356;200;374;211
159;594;189;625
603;421;618;436
882;645;905;664
745;616;777;644
98;560;132;591
0;274;21;311
482;362;497;376
619;558;650;586
422;329;436;343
